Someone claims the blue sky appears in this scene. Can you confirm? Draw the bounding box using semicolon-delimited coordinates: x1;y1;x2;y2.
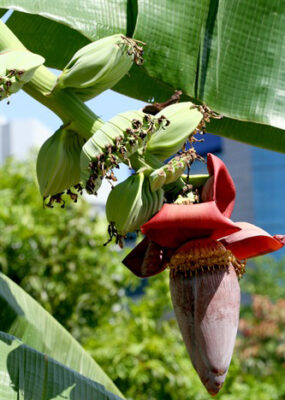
0;87;146;132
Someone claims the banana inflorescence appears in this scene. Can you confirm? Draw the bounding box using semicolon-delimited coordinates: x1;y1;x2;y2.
17;26;236;396
0;49;44;101
54;34;144;101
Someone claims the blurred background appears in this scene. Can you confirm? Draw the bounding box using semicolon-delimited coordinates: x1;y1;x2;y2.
0;73;285;398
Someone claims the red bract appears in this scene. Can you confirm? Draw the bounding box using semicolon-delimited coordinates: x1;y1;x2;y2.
123;153;284;277
123;153;284;396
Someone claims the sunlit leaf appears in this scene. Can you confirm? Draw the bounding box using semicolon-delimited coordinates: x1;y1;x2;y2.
0;272;125;398
0;331;123;400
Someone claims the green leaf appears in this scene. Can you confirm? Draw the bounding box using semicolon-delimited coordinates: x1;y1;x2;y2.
0;8;7;17
0;331;123;400
208;116;285;153
6;11;90;70
2;0;128;40
1;1;285;151
0;272;125;398
129;0;285;151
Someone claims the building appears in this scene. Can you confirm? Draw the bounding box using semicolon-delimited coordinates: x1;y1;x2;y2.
0;117;51;163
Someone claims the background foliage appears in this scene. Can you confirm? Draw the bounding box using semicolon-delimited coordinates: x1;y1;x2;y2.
0;157;284;400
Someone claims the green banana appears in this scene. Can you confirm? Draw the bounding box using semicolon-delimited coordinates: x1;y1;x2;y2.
164;157;186;184
149;152;196;192
146;102;203;160
135;177;152;230
36;127;84;197
106;173;164;238
106;172;144;236
141;177;163;225
54;34;144;101
0;49;44;100
149;168;167;192
150;182;164;217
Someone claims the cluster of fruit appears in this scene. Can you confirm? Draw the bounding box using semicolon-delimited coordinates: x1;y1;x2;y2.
22;33;206;240
0;49;44;100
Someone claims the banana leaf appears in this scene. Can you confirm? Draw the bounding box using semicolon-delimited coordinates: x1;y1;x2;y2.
0;272;125;398
0;331;123;400
1;0;285;151
0;8;7;17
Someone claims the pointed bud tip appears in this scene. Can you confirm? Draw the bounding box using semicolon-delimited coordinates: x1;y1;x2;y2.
201;371;227;396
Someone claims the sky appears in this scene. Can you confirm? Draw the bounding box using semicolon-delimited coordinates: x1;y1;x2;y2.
0;85;146;133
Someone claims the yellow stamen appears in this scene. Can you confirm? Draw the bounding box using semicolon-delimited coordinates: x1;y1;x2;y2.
168;238;246;279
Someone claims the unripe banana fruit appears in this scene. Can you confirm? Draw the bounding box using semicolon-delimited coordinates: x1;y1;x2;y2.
146;102;203;160
0;49;45;100
149;156;187;191
106;172;144;236
37;127;85;197
55;34;144;101
106;174;164;237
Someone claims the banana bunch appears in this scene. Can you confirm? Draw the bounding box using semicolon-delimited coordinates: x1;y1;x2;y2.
146;102;203;160
37;127;85;198
106;173;164;237
54;34;144;101
80;111;167;194
149;147;203;192
81;102;203;195
149;156;187;192
0;49;44;100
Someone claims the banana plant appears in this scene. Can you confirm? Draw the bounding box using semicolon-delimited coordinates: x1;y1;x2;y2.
0;2;285;398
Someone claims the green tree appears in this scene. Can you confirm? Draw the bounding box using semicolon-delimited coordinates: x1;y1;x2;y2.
0;156;132;341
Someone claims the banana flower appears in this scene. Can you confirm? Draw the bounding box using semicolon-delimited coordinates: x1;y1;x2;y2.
123;153;284;396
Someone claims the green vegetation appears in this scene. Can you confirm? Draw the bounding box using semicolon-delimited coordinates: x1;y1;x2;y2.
0;157;284;400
